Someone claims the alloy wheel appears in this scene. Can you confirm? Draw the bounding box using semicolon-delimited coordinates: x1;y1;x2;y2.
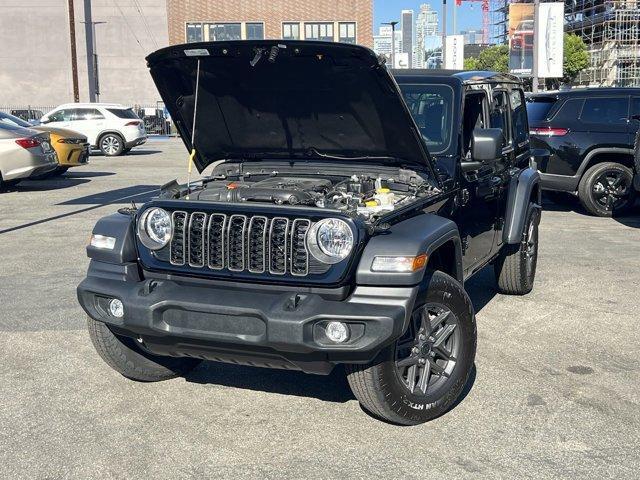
395;304;460;396
101;135;121;156
592;169;631;211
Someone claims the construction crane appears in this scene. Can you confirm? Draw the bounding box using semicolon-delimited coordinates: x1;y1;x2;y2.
454;0;490;44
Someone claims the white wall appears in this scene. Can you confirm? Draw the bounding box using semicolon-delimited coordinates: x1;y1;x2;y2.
0;0;168;107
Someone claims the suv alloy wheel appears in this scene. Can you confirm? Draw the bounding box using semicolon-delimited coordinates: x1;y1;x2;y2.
578;162;636;217
99;133;124;156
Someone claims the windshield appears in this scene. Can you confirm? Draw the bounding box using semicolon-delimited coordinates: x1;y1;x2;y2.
0;111;32;128
398;84;454;154
526;97;557;124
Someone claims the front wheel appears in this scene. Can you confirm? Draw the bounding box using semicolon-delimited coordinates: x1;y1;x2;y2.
87;317;202;382
99;133;124;156
346;271;477;425
578;162;636;217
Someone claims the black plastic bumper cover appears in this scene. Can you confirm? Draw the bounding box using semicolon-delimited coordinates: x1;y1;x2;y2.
77;261;418;374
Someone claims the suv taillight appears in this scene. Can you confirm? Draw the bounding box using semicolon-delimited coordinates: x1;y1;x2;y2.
530;127;568;137
15;137;41;149
125;121;142;126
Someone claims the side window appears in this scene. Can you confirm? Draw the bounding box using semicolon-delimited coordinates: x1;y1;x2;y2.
631;97;640;117
490;90;511;146
70;108;104;121
462;90;489;157
553;98;584;123
47;110;68;122
510;89;528;145
580;97;629;124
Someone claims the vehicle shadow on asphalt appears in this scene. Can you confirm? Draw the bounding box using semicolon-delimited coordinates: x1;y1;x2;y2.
12;178;91;191
186;362;356;403
542;193;640;227
90;150;162;157
465;265;498;314
64;171;116;178
0;184;159;235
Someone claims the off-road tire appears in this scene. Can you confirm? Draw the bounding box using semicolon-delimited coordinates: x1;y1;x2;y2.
87;317;201;382
494;204;540;295
578;162;635;217
346;271;476;425
98;133;125;157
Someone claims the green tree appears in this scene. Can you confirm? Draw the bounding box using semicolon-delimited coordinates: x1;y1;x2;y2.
563;33;589;82
464;45;509;73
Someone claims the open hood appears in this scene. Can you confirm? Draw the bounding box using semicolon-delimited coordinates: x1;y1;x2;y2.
146;40;436;174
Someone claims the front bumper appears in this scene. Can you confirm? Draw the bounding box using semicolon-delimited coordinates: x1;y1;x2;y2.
78;261;418;374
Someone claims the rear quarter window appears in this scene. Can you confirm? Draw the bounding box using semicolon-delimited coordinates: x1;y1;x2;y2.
107;108;139;119
580;97;629;124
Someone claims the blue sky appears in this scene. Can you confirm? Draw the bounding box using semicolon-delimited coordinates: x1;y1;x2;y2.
373;0;483;35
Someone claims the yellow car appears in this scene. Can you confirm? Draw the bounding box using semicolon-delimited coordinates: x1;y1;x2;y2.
0;111;89;176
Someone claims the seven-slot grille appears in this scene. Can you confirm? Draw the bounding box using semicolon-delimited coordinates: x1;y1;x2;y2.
168;211;312;276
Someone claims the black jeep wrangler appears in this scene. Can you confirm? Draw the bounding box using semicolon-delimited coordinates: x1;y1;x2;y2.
77;41;541;425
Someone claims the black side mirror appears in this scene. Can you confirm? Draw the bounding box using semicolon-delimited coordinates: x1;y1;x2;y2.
471;128;503;162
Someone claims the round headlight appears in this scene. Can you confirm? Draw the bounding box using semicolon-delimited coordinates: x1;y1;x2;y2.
307;218;354;264
138;207;171;250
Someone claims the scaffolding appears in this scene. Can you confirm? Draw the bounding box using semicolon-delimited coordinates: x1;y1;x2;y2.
566;0;640;86
490;0;640;86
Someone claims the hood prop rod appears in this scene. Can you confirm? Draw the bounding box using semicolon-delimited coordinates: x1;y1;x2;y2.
185;58;201;200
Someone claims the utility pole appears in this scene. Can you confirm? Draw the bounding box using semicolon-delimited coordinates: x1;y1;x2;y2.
67;0;80;102
532;0;541;92
442;0;448;68
83;0;96;102
383;21;399;68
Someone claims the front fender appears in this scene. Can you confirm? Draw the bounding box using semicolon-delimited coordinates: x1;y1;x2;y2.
356;214;463;286
503;167;541;244
86;212;137;264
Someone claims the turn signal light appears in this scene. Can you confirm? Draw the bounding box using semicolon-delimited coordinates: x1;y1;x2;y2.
530;127;568;137
371;254;428;272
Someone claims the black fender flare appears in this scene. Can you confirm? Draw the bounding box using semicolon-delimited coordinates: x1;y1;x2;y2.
356;214;463;286
87;212;137;264
503;167;541;244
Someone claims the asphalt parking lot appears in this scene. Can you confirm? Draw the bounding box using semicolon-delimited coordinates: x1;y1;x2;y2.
1;137;639;479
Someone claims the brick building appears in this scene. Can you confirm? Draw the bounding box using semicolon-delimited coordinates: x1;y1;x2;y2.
167;0;373;48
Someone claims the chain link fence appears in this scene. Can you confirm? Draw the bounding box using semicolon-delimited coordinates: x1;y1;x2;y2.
0;103;174;136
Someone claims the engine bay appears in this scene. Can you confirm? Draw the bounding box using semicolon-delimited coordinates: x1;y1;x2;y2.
170;168;441;221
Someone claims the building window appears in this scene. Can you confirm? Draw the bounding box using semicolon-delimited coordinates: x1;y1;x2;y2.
208;23;241;41
282;22;300;40
186;23;203;43
304;22;334;42
246;22;264;40
338;22;356;44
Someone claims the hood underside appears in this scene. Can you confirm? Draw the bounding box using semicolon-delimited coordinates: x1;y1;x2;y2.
146;40;435;173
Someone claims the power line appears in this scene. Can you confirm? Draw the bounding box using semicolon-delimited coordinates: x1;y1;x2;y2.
111;0;144;51
131;0;159;49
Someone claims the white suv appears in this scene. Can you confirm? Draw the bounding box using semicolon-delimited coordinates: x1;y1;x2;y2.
40;103;147;156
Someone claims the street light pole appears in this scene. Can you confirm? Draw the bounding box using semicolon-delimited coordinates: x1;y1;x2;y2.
383;21;399;68
442;0;448;68
532;0;541;92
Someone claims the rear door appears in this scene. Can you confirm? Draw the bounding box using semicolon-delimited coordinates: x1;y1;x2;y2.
65;108;106;145
629;96;640;138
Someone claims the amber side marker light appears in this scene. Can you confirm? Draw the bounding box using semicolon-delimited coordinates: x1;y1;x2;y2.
371;254;428;273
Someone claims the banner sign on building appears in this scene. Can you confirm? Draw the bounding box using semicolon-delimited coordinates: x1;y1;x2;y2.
537;3;564;78
508;4;535;75
445;35;464;70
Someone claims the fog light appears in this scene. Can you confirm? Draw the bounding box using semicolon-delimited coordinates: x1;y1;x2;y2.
109;299;124;318
325;321;349;343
